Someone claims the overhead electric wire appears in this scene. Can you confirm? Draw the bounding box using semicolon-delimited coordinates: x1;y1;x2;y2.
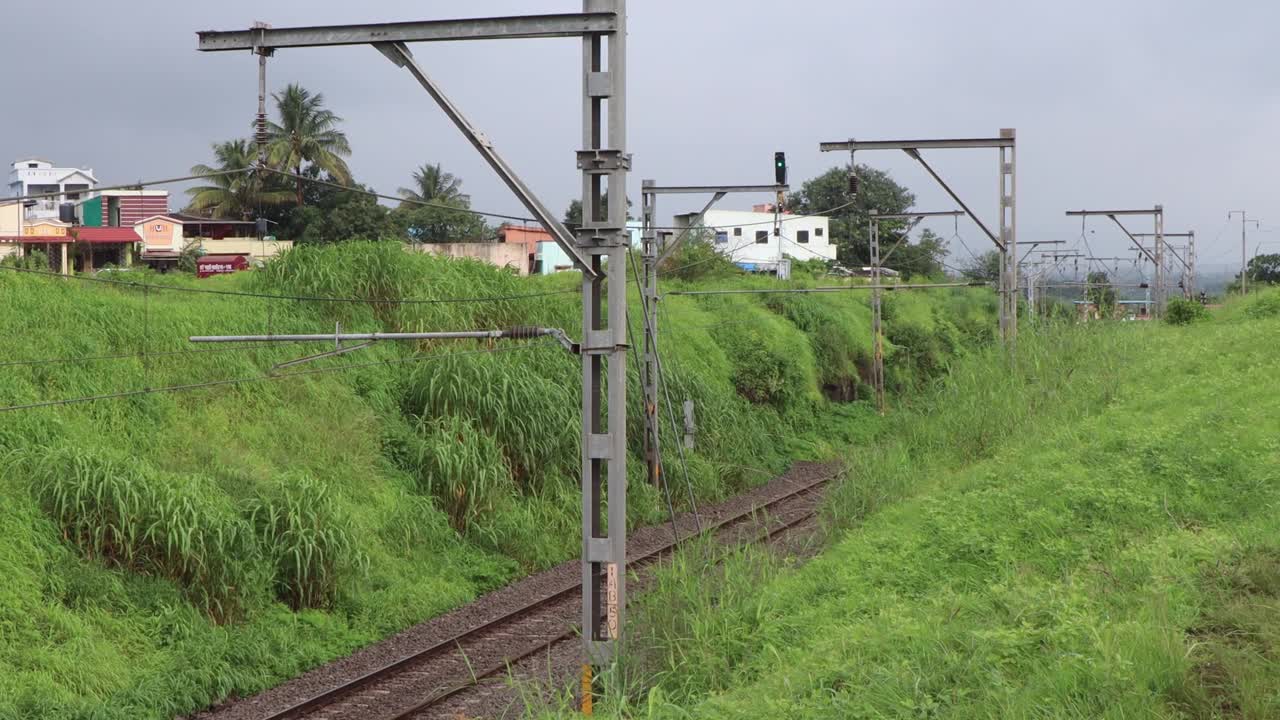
0;264;579;306
0;168;252;205
0;341;548;415
0;339;324;371
259;167;540;223
628;252;701;534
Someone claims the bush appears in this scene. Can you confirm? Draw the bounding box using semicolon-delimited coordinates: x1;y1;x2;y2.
1245;293;1280;319
246;475;366;610
1166;298;1209;325
19;448;262;621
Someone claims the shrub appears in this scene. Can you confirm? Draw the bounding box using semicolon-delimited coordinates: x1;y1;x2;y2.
19;448;261;621
246;475;366;610
1245;293;1280;319
1166;298;1209;325
388;414;515;533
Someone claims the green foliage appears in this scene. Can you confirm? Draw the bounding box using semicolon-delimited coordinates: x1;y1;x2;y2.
1245;252;1280;284
582;302;1280;719
1;249;50;271
1086;270;1118;316
1166;297;1209;325
186;139;292;219
16;448;262;622
1244;291;1280;319
659;234;740;281
785;164;915;267
246;475;366;610
0;241;996;718
961;249;1001;282
266;83;353;203
288;187;401;245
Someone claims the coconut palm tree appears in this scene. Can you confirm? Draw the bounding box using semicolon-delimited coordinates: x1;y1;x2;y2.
186;139;292;219
398;163;465;207
265;83;353;206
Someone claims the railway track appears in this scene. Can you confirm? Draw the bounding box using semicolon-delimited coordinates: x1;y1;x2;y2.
197;462;838;720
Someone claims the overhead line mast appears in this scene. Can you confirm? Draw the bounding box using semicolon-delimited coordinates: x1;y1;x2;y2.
818;131;1018;347
195;5;630;706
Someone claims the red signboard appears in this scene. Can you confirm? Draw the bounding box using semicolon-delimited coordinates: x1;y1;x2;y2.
196;254;250;279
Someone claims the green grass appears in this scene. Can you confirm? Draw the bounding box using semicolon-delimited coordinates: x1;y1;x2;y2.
559;290;1280;719
0;242;994;719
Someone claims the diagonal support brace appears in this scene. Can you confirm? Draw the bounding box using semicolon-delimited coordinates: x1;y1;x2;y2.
375;41;597;277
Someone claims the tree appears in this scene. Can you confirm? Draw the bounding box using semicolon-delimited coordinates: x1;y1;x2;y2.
394;200;490;244
888;228;948;280
784;164;915;267
186;139;292;219
290;187;401;245
1245;253;1280;285
1086;271;1117;317
265;84;353;206
398;163;464;207
962;250;1002;283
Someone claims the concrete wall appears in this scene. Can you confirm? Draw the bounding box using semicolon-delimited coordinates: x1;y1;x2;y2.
188;237;293;261
136;217;182;251
414;242;529;275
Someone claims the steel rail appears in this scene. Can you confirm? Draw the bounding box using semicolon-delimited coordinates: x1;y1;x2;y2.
384;481;832;720
262;468;837;720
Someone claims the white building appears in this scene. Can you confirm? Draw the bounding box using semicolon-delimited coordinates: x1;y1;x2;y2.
673;206;836;273
8;158;99;220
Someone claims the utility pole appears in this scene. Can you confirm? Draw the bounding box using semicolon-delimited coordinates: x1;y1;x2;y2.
196;4;631;698
639;181;785;489
1228;211;1260;295
818;131;1018;347
868;209;962;413
1065;207;1166;317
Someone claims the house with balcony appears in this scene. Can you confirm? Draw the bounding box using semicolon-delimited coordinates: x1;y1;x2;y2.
8;159;99;220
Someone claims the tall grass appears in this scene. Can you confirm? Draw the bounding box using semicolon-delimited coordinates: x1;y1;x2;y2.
246;475;366;610
15;447;262;622
0;241;998;719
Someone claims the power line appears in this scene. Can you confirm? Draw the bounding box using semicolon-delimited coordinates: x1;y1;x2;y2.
0;264;579;306
1;168;251;205
0;342;547;414
259;167;539;223
0;340;319;371
667;281;986;297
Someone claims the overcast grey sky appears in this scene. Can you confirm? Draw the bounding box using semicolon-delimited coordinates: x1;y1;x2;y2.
2;1;1275;270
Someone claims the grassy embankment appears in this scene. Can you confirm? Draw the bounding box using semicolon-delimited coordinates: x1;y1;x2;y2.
572;291;1280;719
0;242;994;719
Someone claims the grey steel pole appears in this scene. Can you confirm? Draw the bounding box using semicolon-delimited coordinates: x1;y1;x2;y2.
870;214;885;414
640;182;660;490
1154;206;1165;316
579;0;628;675
1000;129;1017;346
1242;211;1248;296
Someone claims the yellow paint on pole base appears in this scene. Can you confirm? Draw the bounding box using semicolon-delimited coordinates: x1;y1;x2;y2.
581;664;593;715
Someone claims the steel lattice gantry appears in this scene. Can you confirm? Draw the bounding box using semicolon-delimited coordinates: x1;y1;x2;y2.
819;131;1018;347
1065;207;1166;316
197;1;631;679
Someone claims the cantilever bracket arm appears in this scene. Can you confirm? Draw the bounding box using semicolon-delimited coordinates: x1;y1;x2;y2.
375;41;597;278
903;149;1004;252
1106;215;1159;266
879;217;923;265
657;192;726;264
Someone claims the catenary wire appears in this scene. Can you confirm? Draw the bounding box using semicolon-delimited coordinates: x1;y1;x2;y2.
0;342;548;414
0;264;580;305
